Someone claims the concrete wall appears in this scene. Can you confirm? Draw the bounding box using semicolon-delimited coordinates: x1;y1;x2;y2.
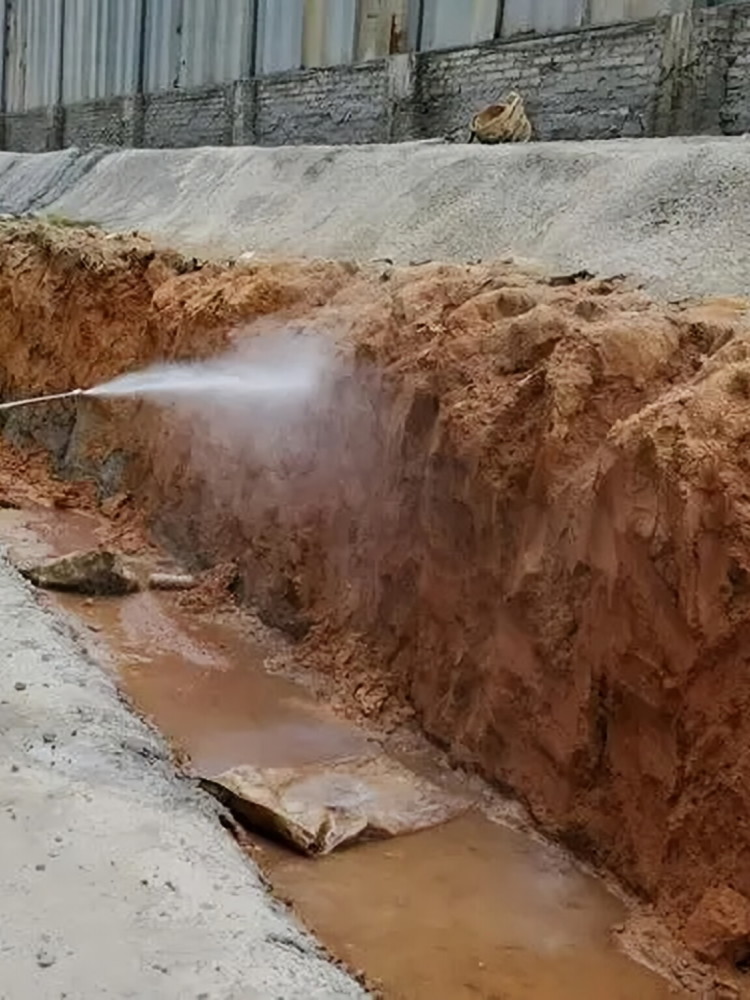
1;3;748;152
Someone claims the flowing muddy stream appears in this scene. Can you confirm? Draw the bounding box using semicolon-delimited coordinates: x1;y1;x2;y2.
0;504;684;1000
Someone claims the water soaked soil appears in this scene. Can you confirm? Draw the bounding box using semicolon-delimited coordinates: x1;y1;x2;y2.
0;505;685;999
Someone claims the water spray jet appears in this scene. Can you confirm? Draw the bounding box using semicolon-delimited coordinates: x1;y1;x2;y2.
0;335;334;414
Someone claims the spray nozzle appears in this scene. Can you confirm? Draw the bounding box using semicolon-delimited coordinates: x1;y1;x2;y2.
0;387;87;412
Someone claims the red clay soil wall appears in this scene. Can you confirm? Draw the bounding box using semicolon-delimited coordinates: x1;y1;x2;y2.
2;222;750;955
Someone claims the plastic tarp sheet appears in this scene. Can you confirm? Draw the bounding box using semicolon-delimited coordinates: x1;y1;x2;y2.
205;753;472;855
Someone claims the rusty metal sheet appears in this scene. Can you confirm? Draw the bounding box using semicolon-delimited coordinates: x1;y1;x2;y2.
356;0;409;61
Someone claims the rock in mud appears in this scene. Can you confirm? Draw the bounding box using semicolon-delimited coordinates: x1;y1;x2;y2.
22;549;139;596
203;754;471;856
683;886;750;965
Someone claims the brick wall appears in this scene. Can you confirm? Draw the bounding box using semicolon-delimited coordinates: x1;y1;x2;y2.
255;63;388;146
64;98;130;149
142;86;231;149
414;19;662;141
4;108;59;153
3;4;750;153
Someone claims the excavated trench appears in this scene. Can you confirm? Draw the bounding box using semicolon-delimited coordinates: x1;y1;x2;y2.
2;220;750;996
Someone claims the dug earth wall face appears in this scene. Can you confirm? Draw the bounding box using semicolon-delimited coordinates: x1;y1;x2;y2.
3;223;750;959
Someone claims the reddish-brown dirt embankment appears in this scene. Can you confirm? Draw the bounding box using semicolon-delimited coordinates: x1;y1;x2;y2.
2;221;750;962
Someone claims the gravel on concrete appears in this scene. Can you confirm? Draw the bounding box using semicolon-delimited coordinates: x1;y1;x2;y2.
0;136;749;300
0;555;367;1000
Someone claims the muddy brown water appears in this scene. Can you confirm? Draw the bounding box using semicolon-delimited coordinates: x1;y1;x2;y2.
0;506;684;999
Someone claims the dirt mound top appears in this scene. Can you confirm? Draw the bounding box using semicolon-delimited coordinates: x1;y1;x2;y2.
3;221;750;963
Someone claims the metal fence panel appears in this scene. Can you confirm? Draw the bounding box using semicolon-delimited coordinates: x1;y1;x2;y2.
501;0;585;37
420;0;498;50
143;0;182;92
179;0;255;86
256;0;304;73
356;0;409;60
5;0;63;112
0;0;722;114
62;0;140;103
303;0;356;67
588;0;692;22
108;0;142;97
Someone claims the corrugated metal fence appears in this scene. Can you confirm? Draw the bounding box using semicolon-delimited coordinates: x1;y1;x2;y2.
1;0;719;112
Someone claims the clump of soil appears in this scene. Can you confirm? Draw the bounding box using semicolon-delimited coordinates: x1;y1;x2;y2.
0;438;150;553
3;220;750;964
176;562;239;613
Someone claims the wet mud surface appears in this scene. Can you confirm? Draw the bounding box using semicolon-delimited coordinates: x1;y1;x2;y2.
0;504;683;999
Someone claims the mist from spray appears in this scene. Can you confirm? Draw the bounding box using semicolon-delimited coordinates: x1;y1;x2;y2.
0;321;400;639
88;331;334;409
121;325;397;630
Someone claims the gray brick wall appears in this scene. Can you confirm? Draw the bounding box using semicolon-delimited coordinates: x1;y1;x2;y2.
142;86;231;149
4;108;57;153
64;98;129;148
414;20;661;142
255;63;388;146
3;6;750;154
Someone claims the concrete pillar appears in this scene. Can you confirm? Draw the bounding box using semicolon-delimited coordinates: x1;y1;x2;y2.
231;80;258;146
386;50;417;142
652;5;736;136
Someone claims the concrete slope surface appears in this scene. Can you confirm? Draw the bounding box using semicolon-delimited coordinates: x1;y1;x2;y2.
0;557;366;1000
0;137;750;299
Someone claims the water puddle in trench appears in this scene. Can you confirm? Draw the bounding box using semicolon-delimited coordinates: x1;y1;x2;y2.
0;506;684;999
